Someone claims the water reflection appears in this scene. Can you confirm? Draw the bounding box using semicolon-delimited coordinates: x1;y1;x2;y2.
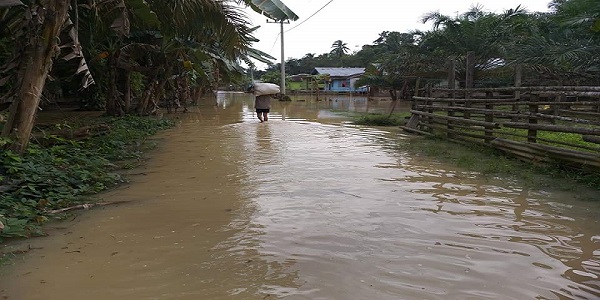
388;157;600;299
1;92;599;300
212;91;411;123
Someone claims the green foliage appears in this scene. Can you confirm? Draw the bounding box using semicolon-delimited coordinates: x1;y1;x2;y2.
330;40;350;60
352;113;409;126
130;71;146;98
0;116;173;242
260;70;281;84
496;127;599;151
267;1;599;88
85;115;173;161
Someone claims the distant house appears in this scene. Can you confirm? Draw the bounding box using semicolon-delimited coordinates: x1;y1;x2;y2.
288;73;313;91
311;67;366;92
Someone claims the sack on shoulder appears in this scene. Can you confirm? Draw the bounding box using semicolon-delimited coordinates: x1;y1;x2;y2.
254;83;280;96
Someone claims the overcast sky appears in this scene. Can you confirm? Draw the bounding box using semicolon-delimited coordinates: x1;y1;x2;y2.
242;0;552;70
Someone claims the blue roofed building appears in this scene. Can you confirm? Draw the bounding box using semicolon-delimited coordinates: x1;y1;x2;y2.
311;67;366;93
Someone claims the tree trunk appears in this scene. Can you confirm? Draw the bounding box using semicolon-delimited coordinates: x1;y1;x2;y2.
151;65;173;113
105;52;124;116
122;69;131;114
389;89;398;101
388;80;408;117
465;51;475;89
137;77;157;115
1;0;70;153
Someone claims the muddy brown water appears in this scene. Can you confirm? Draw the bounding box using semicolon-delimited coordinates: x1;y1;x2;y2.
1;92;599;300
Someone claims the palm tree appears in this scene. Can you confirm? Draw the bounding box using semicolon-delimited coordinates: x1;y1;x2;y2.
512;0;600;83
330;40;349;58
356;32;424;101
419;5;530;86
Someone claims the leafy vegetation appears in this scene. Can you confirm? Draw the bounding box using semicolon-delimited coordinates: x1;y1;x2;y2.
352;113;410;126
260;0;598;94
0;116;173;242
0;0;598;241
0;0;278;153
496;127;600;151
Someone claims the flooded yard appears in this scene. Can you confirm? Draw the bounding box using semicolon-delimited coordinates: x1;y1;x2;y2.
1;92;599;299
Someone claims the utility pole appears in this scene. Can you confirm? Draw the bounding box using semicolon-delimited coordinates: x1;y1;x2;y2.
249;0;298;95
267;19;289;95
280;20;285;94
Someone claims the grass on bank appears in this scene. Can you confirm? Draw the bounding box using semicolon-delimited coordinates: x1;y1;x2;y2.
352;112;410;126
352;112;600;193
0;115;174;242
395;135;600;193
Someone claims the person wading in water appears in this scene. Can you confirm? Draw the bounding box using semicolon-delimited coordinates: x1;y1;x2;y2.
247;83;279;122
254;94;273;122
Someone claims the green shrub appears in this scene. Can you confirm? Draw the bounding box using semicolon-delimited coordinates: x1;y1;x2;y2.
0;116;173;242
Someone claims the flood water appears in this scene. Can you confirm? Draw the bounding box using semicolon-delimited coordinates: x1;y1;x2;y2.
1;92;599;300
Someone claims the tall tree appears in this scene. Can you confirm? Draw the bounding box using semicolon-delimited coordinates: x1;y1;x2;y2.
330;40;349;65
0;0;270;151
513;0;600;82
0;0;70;153
419;5;530;86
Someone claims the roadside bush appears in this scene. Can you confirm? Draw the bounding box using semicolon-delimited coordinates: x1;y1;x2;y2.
0;116;173;242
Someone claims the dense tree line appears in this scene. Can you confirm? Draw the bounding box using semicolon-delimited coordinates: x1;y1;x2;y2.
260;0;599;97
0;0;276;153
0;0;598;152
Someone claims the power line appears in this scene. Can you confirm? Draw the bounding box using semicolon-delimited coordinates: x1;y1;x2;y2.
268;32;281;55
285;0;334;33
266;1;333;57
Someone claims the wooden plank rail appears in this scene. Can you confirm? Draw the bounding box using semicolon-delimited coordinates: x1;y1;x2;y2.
489;138;554;164
423;123;491;141
409;110;500;128
413;96;520;103
415;105;600;125
414;97;600;106
432;86;600;92
416;111;600;152
501;122;600;135
583;135;600;144
538;91;600;97
558;110;600;118
406;84;600;172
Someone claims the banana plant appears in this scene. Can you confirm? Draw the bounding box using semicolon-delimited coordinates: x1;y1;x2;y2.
240;0;298;21
0;0;287;152
0;0;71;153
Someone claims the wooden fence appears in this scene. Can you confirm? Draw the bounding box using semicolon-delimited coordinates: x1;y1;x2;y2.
402;86;600;172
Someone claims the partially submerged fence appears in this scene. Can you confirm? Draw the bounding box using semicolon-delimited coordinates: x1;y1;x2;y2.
402;86;600;172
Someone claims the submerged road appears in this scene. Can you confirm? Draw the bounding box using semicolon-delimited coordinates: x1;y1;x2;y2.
1;93;599;299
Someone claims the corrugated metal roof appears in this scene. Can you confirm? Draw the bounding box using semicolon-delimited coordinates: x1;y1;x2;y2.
312;67;365;77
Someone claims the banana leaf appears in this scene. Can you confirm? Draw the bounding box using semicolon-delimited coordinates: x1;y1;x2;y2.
244;0;298;21
0;0;23;7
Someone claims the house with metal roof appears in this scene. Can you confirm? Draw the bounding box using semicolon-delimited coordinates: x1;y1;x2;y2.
311;67;366;92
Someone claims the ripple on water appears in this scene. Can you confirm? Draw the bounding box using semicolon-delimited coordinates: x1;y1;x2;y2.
222;119;600;299
1;102;599;300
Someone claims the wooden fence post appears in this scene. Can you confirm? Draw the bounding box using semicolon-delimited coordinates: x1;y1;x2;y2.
512;64;522;121
528;94;539;143
464;51;475;119
448;59;456;138
465;51;475;89
550;94;563;125
412;77;421;110
424;84;433;133
485;91;494;143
